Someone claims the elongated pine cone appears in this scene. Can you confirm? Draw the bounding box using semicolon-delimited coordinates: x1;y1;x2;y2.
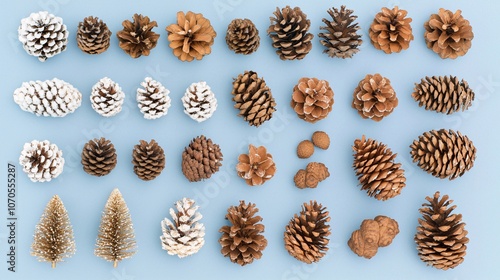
182;135;223;182
267;6;313;60
161;198;205;258
352;74;398;121
369;6;413;54
76;16;111;54
424;9;473;59
415;192;469;270
410;129;476;180
219;201;267;266
412;76;474;114
117;14;159;58
19;140;64;182
294;162;330;189
236;145;276;186
132;140;165;181
182;81;217;122
91;77;125;117
291;77;334;123
166;11;216;62
352;136;406;200
232;71;276;127
137;77;171;120
284;201;330;263
13;78;82;117
348;216;399;259
319;6;362;59
81;138;117;177
18;11;68;62
226;18;260;55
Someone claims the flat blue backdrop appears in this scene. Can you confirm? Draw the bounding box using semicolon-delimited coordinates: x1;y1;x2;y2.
1;0;499;279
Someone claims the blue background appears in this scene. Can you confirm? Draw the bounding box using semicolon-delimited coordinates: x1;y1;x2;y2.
1;0;499;279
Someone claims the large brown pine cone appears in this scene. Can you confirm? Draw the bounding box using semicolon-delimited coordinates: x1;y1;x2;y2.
132;139;165;181
352;73;398;121
76;16;111;55
226;18;260;55
348;215;399;259
236;145;276;186
117;14;160;58
291;77;334;123
182;135;223;182
319;6;362;59
415;192;469;270
369;6;413;54
81;138;117;177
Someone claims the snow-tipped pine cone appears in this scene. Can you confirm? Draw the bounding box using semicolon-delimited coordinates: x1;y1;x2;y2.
19;140;64;182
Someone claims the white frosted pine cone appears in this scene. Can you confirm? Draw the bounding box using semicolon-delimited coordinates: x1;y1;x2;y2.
182;81;217;122
160;198;205;258
18;11;69;62
19;140;64;182
136;77;171;120
90;77;125;117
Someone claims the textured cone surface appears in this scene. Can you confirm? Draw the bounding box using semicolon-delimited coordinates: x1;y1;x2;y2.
284;201;330;263
166;11;216;62
291;77;334;123
352;136;406;200
182;135;223;182
294;162;330;189
369;6;413;54
117;14;159;58
348;215;399;259
182;81;217;122
226;18;260;55
161;198;205;258
137;77;171;120
236;145;276;186
415;192;469;270
267;6;314;60
412;76;474;115
231;71;276;127
132;139;165;181
410;129;476;180
19;140;64;182
91;77;125;117
219;201;267;266
424;9;473;59
81;138;117;177
352;73;398;121
77;16;111;54
319;6;362;59
13;78;82;117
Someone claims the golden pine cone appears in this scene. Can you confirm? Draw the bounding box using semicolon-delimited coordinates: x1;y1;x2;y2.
236;144;276;186
76;16;111;54
312;131;330;150
81;138;117;176
117;14;159;58
369;6;413;54
348;215;399;259
182;135;223;182
132;139;165;181
291;77;334;123
352;73;398;121
319;6;362;59
226;18;260;55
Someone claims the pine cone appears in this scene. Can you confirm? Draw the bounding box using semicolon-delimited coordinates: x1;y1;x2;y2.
81;138;117;177
117;14;159;58
137;77;171;120
369;6;413;54
267;6;314;60
18;11;68;62
166;11;216;62
182;135;223;182
182;81;217;122
13;78;82;117
424;9;473;59
219;201;267;266
318;6;362;59
410;129;476;180
161;198;205;258
412;76;474;115
291;77;334;123
352;136;406;200
236;145;276;186
348;216;399;259
415;192;469;270
284;201;330;263
76;16;111;55
231;71;276;127
294;162;330;189
132;140;165;181
226;18;260;55
19;140;64;182
352;73;398;121
91;77;125;117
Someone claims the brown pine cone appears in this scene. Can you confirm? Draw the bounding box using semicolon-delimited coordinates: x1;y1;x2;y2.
348;215;399;259
369;6;413;54
236;145;276;186
226;18;260;55
267;6;314;60
231;71;276;127
284;201;330;263
415;192;469;270
182;135;223;182
410;129;476;180
76;16;111;55
412;76;474;115
132;139;165;181
319;6;362;59
219;201;267;266
424;9;473;59
291;77;334;123
117;14;160;58
352;73;398;121
81;138;117;176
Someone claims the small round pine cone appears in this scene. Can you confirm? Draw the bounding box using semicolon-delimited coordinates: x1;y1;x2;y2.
297;140;314;159
319;6;362;59
291;77;334;123
90;77;125;117
236;145;276;186
312;131;330;150
182;135;223;182
226;18;260;55
352;74;398;121
19;140;64;182
81;138;117;177
76;16;112;55
137;77;171;120
182;81;217;123
132;139;165;181
117;14;160;58
369;6;414;54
